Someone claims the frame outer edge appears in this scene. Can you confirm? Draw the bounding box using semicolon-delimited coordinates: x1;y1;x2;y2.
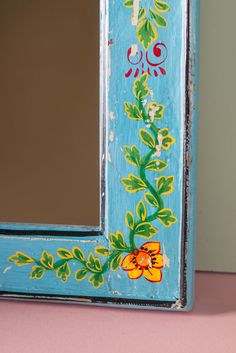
184;0;200;311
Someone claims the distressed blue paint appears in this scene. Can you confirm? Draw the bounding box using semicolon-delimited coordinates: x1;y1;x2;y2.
0;0;199;310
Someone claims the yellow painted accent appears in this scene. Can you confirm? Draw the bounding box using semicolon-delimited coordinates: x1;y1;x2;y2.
136;200;147;221
158;208;178;227
8;251;34;266
156;176;175;195
94;246;109;256
57;248;73;259
40;250;54;269
132;73;149;98
150;7;168;28
143;267;162;282
136;18;158;50
139;128;156;148
147;102;165;120
154;1;170;13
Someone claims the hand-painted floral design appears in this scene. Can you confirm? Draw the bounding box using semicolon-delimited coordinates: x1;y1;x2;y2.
8;3;176;289
123;0;170;50
8;70;176;289
125;42;168;78
8;73;177;288
121;242;163;282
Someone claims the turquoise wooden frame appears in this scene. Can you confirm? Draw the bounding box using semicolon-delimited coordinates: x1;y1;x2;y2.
0;0;199;311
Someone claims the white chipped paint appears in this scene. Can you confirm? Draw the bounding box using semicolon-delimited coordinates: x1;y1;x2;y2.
171;299;183;310
1;236;98;243
142;98;148;106
109;131;115;142
109;111;116;120
130;44;138;57
107;152;112;162
158;133;163;146
153;133;163;157
3;266;12;274
163;254;170;268
132;0;140;26
148;104;161;122
112;291;122;295
108;44;111;77
154;145;162;157
150;90;154;100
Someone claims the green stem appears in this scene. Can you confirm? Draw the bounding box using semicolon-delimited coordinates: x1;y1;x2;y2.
33;248;131;277
127;98;165;249
139;164;164;209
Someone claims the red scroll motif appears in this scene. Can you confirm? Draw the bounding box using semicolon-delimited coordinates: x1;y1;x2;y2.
125;42;168;78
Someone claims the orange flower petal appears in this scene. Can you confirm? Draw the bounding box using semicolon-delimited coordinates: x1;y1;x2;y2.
128;267;143;279
140;242;160;255
152;254;164;269
143;267;162;282
121;254;136;271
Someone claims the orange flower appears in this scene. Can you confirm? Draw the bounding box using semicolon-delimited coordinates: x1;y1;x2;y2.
121;242;163;282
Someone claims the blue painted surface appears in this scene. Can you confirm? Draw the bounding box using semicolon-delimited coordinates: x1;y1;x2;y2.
0;0;199;310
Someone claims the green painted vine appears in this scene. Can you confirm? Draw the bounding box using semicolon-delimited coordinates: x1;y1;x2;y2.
123;0;170;50
9;74;177;287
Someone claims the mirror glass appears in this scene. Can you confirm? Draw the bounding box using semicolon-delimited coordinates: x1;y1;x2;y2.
0;1;100;226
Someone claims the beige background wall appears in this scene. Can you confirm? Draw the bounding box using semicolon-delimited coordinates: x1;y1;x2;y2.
196;0;236;272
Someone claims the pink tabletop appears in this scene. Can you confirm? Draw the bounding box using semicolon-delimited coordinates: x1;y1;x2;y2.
0;272;235;353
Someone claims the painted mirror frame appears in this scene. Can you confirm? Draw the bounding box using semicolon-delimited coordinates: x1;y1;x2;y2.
0;0;199;311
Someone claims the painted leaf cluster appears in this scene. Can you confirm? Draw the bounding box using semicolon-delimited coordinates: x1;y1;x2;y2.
8;3;177;288
124;0;170;50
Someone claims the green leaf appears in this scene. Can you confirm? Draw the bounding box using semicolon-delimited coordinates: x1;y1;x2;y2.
89;273;104;289
144;193;159;207
110;232;128;250
56;262;71;283
134;222;158;238
158;208;178;227
136;200;147;221
154;0;170;12
110;252;123;271
75;268;88;281
57;248;73;259
124;102;143;120
123;0;134;8
40;250;54;270
156;176;174;195
30;266;45;279
124;145;141;166
86;253;102;273
150;7;168;28
72;247;85;261
139;128;156;148
121;174;147;193
8;252;34;266
95;246;109;256
159;128;175;150
137;7;146;21
125;211;135;230
131;6;146;22
136;18;158;50
147;102;165;120
145;159;168;172
132;73;149;100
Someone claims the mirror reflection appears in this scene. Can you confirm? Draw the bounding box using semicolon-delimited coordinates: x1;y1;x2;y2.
0;1;100;226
